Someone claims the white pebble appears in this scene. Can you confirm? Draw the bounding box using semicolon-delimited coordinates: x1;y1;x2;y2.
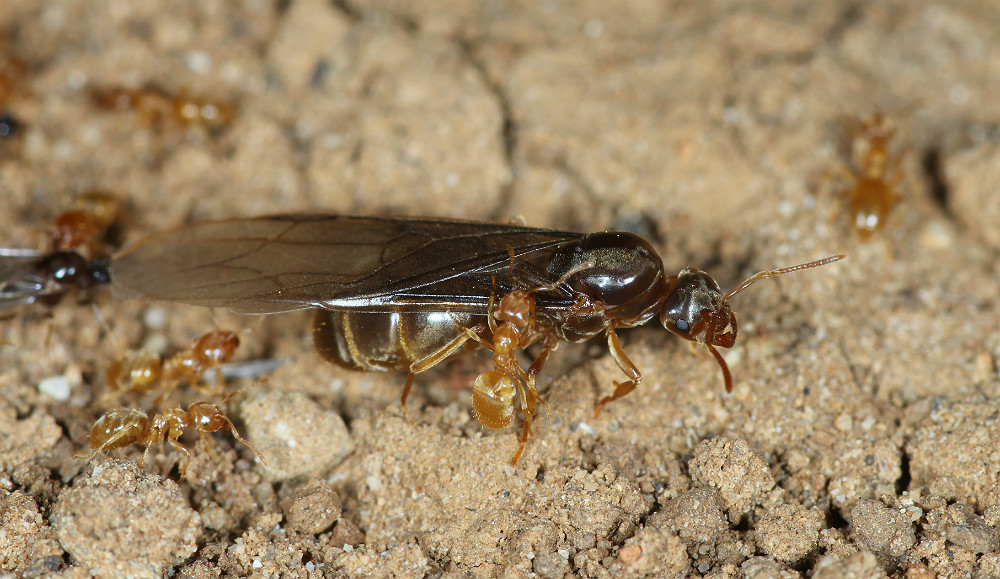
38;375;72;401
143;306;169;330
185;50;213;74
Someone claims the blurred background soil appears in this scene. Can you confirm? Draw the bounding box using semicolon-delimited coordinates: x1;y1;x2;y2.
2;1;999;578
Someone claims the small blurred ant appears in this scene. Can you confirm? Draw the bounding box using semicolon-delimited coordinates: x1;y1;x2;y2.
93;85;236;131
825;114;905;240
77;398;265;479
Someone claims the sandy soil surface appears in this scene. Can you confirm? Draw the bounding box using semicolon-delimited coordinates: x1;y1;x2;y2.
2;1;999;578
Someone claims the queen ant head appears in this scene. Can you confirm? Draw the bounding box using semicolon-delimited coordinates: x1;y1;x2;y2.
660;268;737;348
660;255;845;393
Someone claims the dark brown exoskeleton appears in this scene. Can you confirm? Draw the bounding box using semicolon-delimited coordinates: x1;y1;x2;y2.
108;215;843;463
0;246;112;310
0;192;121;311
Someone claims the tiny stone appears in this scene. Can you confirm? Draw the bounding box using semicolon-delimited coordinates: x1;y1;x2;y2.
240;389;353;481
200;504;229;531
618;544;642;565
38;375;72;401
330;518;365;548
281;480;342;534
142;307;168;330
533;551;571;579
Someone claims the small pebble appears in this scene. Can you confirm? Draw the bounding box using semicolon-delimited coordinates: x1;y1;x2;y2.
281;480;342;534
38;375;72;401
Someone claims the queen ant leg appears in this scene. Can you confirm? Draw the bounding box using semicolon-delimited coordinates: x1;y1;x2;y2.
594;326;642;416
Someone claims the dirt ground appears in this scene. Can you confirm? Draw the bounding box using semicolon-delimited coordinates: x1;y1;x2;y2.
2;1;999;578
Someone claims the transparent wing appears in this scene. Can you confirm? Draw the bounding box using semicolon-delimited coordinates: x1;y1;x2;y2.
0;249;52;310
110;215;584;314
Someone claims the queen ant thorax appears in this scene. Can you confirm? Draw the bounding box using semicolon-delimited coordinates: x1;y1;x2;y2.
77;398;265;479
